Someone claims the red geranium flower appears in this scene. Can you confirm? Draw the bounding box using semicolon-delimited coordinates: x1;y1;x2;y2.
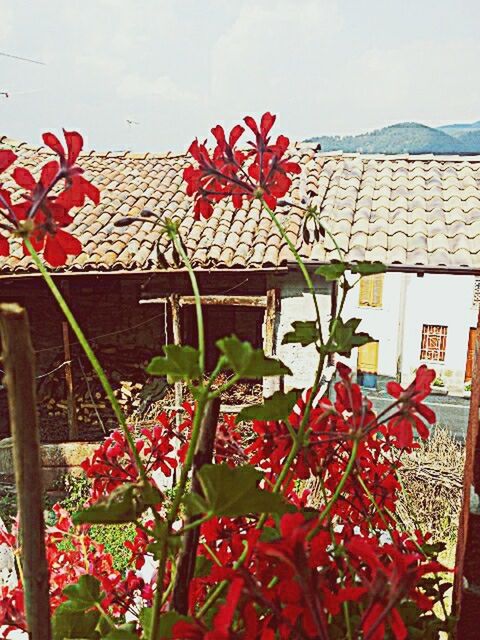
386;365;436;448
347;535;445;640
0;129;99;266
184;112;300;219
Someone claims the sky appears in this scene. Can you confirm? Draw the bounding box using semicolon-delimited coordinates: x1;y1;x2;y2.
1;0;480;152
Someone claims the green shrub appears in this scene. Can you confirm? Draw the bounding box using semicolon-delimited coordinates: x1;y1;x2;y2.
62;473;136;572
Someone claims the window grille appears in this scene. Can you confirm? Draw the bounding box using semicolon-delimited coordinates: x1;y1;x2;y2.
473;277;480;307
420;324;447;362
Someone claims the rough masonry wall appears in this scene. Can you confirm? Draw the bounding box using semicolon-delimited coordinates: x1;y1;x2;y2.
271;271;332;390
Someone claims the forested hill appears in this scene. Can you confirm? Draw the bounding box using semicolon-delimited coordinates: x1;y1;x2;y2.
306;121;480;154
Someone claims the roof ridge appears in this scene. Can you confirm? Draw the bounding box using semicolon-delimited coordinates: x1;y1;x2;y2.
0;135;45;152
312;150;480;162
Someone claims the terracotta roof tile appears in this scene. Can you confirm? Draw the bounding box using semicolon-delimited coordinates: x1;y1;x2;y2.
2;140;480;273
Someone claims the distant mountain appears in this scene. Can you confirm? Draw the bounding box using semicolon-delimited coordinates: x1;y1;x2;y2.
306;120;480;155
438;121;480;135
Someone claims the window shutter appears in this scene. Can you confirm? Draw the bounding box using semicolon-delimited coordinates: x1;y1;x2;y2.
359;274;384;308
358;341;379;373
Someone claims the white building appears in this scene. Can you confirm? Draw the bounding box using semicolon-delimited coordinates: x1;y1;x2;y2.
342;271;479;395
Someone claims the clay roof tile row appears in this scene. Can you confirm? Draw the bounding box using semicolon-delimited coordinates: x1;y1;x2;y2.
2;136;480;272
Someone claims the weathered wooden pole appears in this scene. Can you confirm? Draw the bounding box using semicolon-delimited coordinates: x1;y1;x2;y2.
170;294;183;415
62;321;78;440
170;396;221;614
454;306;480;637
0;303;51;639
263;288;280;398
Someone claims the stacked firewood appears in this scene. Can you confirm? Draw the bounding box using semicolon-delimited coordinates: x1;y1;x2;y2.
33;344;157;439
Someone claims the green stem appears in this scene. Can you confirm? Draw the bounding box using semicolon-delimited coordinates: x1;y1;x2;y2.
172;234;205;371
173;511;213;535
197;541;249;618
307;438;359;541
24;238;146;480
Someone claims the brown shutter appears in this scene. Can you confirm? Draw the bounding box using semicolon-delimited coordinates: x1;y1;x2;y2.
465;327;477;381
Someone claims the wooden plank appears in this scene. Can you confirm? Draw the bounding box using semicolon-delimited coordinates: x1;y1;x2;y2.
0;304;51;638
455;305;480;637
165;403;248;414
170;294;183;425
141;294;268;307
263;288;281;398
62;321;78;440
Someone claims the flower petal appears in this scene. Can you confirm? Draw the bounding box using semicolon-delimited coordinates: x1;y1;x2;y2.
42;132;65;158
0;150;16;174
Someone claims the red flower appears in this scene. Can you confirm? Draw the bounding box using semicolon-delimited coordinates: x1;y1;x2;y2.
0;150;17;174
43;130;83;169
347;536;445;640
386;365;436;448
28;225;82;267
0;129;99;266
183;112;300;219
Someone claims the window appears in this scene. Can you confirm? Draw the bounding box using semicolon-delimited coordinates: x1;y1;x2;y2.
473;277;480;307
358;274;384;308
420;324;447;362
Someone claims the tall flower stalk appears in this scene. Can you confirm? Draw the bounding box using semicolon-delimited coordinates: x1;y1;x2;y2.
0;117;454;640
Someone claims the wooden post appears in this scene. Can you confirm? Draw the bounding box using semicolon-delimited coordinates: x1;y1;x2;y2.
263;288;280;398
170;397;221;614
454;305;480;636
170;294;183;415
62;321;78;440
0;304;51;639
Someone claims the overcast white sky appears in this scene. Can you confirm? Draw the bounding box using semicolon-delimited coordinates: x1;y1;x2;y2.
1;0;479;152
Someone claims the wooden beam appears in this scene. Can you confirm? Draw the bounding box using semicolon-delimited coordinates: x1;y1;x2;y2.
263;288;281;398
455;305;480;637
62;322;78;440
0;304;51;639
170;294;183;422
141;294;268;307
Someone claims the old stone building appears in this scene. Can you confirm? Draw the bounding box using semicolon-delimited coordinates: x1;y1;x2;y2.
1;136;480;439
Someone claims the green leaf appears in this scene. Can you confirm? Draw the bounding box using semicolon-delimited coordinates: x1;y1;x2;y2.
63;575;103;611
323;317;374;357
315;263;347;281
146;345;201;383
236;390;299;422
73;482;155;525
52;602;100;640
141;482;164;506
102;624;138;639
185;464;289;517
350;261;386;276
217;335;291;378
282;320;318;347
140;608;193;639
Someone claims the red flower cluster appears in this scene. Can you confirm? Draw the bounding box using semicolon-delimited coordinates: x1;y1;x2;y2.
183;112;301;219
0;130;99;266
0;365;445;639
0;506;154;637
175;511;445;640
80;417;178;501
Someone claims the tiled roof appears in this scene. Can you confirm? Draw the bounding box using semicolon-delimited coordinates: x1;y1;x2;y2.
2;136;480;273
